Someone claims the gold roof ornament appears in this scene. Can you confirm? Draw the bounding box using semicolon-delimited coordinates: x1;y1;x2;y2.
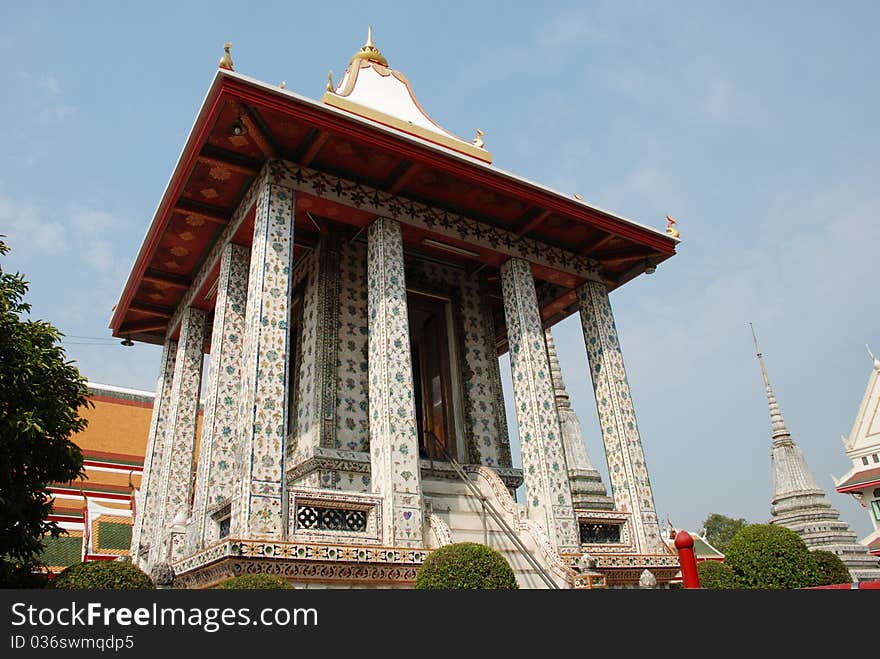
350;26;388;67
326;70;334;93
573;193;584;201
279;81;286;89
666;215;680;239
472;129;485;149
219;42;234;71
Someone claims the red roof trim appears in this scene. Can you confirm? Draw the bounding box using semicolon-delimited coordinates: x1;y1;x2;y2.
112;71;677;337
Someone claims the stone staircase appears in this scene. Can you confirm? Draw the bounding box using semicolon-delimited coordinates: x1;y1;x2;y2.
422;468;572;589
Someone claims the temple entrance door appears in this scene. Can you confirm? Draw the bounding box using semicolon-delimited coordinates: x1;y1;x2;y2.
407;291;458;462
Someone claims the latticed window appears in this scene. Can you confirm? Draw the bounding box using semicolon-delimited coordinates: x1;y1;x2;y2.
296;505;367;532
218;517;231;539
579;522;622;544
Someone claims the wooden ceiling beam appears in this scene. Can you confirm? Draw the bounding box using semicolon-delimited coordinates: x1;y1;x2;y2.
227;100;277;158
514;209;552;239
197;146;262;177
385;161;422;194
592;246;656;264
129;301;174;318
578;231;617;256
119;318;169;335
143;269;191;289
298;129;330;167
174;198;231;225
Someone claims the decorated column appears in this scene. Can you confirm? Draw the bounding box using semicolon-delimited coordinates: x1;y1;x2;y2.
130;339;177;566
577;279;663;553
190;243;250;551
367;216;423;547
151;307;207;564
234;174;296;540
500;258;579;552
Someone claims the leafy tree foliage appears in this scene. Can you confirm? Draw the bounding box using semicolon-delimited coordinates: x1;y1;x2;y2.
48;561;154;590
724;524;821;589
215;574;295;589
696;560;736;589
415;542;518;589
811;550;851;586
0;239;88;585
702;513;746;554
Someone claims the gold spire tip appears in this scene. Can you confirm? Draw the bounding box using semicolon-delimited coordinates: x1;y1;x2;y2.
219;42;234;71
351;26;388;67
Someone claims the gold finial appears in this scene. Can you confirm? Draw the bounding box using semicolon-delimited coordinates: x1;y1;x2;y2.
351;26;388;67
279;81;286;89
326;70;334;93
472;128;485;149
573;193;584;201
219;42;234;71
666;215;680;239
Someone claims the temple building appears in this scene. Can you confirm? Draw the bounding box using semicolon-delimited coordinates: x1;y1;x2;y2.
39;383;156;574
113;31;681;588
751;328;880;581
834;350;880;558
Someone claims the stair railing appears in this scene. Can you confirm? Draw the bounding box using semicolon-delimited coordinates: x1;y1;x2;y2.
423;430;559;589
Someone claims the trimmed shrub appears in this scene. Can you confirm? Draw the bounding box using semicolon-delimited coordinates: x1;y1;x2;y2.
415;542;518;590
696;560;736;589
48;561;155;590
214;574;294;589
724;524;821;589
811;550;851;586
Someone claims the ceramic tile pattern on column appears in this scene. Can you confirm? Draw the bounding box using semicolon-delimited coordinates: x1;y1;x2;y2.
367;217;423;547
235;172;296;540
335;241;370;454
500;258;579;552
130;339;177;564
153;307;207;563
190;243;250;550
577;279;663;553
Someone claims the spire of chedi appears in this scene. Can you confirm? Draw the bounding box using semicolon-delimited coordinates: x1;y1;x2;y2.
545;328;615;511
750;324;880;581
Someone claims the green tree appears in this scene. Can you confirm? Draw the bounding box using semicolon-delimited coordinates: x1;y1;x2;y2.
724;524;821;589
696;560;736;589
811;550;851;586
702;513;746;553
0;239;88;586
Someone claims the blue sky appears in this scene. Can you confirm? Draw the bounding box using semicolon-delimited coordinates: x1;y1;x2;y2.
2;2;879;539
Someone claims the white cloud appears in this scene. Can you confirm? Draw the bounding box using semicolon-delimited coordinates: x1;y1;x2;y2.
0;192;67;254
700;78;758;124
38;76;61;96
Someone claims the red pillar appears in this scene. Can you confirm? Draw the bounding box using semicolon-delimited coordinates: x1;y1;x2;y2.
674;530;701;589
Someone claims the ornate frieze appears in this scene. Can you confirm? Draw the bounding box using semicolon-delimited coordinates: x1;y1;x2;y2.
270;160;602;282
130;339;177;565
367;217;424;546
234;177;296;540
190;243;250;551
577;280;664;553
500;258;579;552
152;307;207;564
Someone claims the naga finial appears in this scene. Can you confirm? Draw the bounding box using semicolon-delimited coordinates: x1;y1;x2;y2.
219;42;234;71
472;128;485;148
279;81;286;89
666;215;680;239
326;70;334;93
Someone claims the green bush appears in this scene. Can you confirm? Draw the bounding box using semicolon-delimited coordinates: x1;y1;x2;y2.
811;550;851;586
415;542;518;590
214;574;294;589
696;560;736;589
724;524;820;589
48;561;154;590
